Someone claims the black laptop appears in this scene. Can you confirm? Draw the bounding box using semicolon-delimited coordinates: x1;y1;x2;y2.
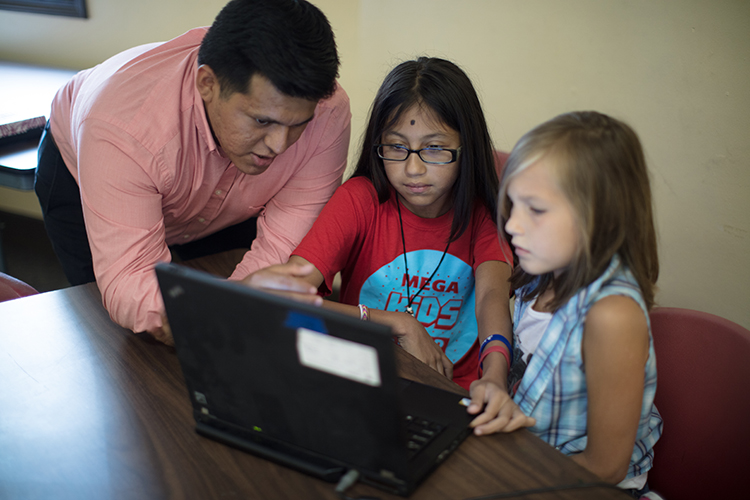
156;262;473;496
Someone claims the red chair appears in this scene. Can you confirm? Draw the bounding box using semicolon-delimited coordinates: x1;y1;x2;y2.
494;150;509;179
0;272;38;302
648;307;750;500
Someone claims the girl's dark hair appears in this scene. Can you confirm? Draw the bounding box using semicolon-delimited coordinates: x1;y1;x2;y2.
352;57;498;242
198;0;339;100
498;111;659;310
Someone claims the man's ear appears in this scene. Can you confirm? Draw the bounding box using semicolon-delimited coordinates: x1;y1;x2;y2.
196;64;219;102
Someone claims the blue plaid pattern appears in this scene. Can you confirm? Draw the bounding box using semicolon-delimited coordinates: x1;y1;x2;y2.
512;255;663;479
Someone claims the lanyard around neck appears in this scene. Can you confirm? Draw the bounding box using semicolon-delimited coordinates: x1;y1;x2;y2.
396;198;451;316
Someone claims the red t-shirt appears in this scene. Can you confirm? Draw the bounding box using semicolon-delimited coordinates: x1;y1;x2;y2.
293;177;510;390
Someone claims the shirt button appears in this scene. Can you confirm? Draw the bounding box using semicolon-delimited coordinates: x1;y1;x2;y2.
183;234;190;239
198;218;206;223
215;189;222;196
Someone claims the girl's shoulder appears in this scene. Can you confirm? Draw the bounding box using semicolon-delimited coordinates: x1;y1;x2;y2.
340;176;378;198
516;257;647;322
586;294;648;337
330;176;377;202
593;259;649;315
330;176;381;216
564;258;650;332
470;199;495;221
467;199;499;236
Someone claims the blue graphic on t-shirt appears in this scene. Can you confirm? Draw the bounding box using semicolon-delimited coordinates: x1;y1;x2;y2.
359;250;476;364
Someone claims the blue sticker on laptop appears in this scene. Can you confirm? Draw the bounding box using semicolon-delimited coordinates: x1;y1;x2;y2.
283;311;327;334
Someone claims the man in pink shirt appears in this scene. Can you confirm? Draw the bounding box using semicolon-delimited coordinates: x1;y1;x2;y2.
34;0;350;343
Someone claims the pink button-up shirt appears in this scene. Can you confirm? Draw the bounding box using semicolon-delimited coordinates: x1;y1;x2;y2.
50;28;351;333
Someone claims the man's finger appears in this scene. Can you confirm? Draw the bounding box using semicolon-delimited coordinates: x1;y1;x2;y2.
243;269;317;294
262;289;323;306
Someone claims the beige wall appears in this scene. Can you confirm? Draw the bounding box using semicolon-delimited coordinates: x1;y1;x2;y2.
1;0;748;328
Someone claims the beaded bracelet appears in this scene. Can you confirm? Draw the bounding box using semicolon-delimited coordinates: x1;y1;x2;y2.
478;345;511;378
358;304;369;321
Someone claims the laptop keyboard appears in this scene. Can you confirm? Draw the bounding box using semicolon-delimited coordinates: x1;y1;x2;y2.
203;412;445;461
404;414;444;458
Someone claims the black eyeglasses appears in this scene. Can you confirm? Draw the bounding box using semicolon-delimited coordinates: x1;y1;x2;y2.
374;144;461;165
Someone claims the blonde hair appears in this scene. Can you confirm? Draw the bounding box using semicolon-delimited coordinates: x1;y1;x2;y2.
498;111;659;310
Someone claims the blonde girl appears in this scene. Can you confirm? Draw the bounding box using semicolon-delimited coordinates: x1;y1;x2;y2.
468;111;663;494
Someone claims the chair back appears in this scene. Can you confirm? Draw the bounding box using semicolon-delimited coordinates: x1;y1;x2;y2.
648;307;750;500
494;150;509;179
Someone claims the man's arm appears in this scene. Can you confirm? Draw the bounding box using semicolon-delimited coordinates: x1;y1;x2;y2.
156;259;325;346
76;119;172;334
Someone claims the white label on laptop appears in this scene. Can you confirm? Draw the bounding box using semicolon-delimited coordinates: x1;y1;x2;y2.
296;328;381;387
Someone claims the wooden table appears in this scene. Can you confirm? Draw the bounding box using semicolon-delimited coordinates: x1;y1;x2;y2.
0;251;628;499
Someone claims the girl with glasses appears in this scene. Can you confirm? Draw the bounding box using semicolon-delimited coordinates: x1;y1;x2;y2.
284;56;529;419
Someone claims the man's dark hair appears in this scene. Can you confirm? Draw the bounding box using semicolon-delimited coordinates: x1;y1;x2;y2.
198;0;339;100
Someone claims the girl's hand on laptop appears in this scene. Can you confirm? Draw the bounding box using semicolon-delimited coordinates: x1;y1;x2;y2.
466;380;535;435
372;310;453;379
239;261;323;306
